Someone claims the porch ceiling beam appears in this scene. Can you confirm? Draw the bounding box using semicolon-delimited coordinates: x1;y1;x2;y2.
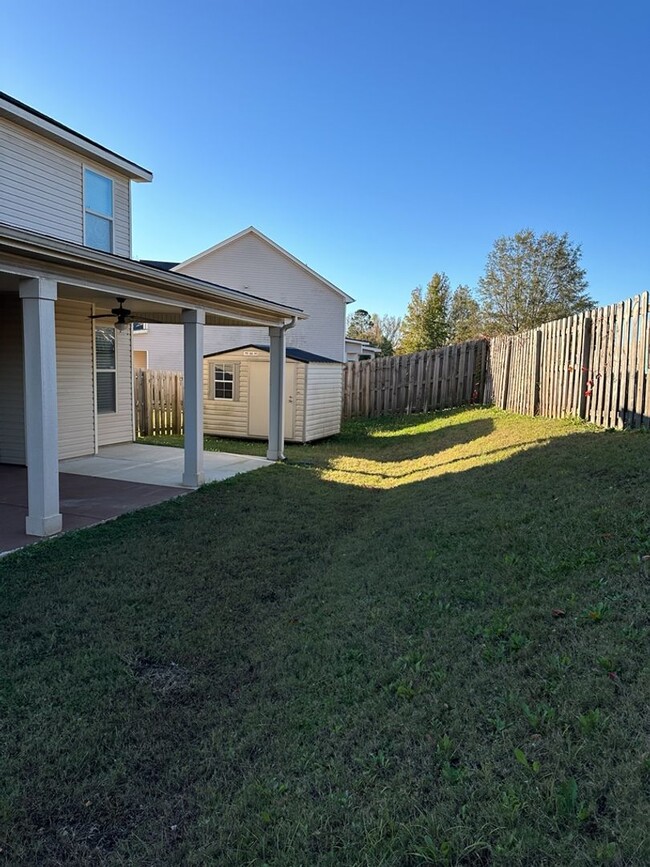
0;254;295;328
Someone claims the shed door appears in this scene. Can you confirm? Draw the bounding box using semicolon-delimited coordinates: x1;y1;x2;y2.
248;362;296;439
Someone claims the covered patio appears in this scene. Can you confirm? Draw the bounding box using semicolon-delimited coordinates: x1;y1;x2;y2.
0;446;270;555
0;223;304;545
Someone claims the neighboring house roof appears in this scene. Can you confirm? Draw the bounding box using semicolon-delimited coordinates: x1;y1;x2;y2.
0;91;153;182
0;222;306;326
139;260;180;271
345;338;381;354
173;226;355;304
204;344;341;364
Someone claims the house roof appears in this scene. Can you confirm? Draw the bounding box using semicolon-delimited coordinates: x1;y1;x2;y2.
0;92;153;182
204;344;341;364
0;222;306;327
174;226;355;304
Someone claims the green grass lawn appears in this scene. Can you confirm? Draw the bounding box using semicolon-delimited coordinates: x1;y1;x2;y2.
2;407;649;865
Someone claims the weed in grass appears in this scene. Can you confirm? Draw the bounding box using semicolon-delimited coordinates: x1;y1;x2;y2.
585;601;609;622
514;748;541;775
578;708;604;735
521;701;556;731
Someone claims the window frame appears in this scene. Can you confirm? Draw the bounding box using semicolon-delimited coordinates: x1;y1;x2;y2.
212;362;237;401
83;166;115;253
94;324;118;415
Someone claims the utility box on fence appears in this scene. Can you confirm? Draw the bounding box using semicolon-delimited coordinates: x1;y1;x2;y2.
203;345;343;443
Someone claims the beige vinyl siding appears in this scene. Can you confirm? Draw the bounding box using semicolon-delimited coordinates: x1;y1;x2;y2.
202;349;339;443
97;327;134;446
0;117;131;256
203;352;250;438
293;364;306;442
178;232;346;360
305;364;343;441
0;292;25;464
56;300;95;459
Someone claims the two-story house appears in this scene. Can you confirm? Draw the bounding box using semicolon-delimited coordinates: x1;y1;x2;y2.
133;226;353;370
0;92;304;539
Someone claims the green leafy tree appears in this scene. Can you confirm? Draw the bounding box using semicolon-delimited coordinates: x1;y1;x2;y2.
399;272;450;353
449;284;483;342
478;229;593;334
346;309;374;341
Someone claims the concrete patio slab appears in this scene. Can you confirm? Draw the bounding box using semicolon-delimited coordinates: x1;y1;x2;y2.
60;444;271;487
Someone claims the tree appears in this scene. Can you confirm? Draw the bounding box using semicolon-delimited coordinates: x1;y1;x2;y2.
399;272;450;353
449;285;483;342
370;314;402;356
478;229;593;334
346;308;374;341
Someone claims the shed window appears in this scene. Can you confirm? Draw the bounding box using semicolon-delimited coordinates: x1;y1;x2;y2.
213;363;235;400
95;326;117;413
84;168;114;252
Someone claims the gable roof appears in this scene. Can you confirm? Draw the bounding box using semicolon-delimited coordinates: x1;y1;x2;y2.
0;92;152;182
204;344;341;364
174;226;354;303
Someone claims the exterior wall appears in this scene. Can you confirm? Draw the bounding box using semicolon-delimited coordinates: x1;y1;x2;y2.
0;116;132;256
134;232;348;369
96;327;134;446
203;350;251;439
0;293;25;464
305;364;343;441
56;300;95;459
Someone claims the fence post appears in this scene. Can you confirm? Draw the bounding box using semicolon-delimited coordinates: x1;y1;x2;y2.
501;340;513;410
578;317;593;420
531;329;543;416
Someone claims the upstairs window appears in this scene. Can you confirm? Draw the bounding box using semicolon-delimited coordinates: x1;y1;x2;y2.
95;326;117;413
84;168;114;252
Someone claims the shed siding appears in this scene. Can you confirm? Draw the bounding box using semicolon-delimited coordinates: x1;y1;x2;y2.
0;293;25;464
0;117;131;256
305;364;343;441
203;353;250;438
134;232;347;369
97;327;134;446
56;300;95;459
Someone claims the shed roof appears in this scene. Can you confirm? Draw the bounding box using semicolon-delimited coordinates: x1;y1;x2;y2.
204;344;341;364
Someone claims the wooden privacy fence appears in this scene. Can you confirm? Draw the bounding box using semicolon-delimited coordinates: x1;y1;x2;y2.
485;292;650;429
134;369;184;436
342;292;649;429
342;340;488;419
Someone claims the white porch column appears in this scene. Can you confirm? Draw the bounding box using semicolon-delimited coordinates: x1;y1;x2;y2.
19;277;63;537
267;325;287;461
182;308;205;487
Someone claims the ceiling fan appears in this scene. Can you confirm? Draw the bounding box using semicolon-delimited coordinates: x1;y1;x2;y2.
89;297;161;331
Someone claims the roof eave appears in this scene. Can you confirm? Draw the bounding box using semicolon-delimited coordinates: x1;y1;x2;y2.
0;224;306;323
0;94;152;182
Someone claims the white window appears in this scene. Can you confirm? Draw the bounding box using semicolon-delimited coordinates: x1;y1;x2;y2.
95;327;117;413
213;363;235;400
84;168;114;252
132;322;148;333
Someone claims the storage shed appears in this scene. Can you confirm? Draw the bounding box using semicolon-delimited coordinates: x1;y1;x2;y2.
203;345;343;443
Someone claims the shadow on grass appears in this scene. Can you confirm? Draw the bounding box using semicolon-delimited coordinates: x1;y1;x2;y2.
1;419;648;865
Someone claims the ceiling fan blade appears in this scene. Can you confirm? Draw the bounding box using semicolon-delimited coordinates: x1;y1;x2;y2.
88;312;115;319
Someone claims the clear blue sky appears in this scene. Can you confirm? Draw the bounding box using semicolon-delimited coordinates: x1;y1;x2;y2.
3;0;649;315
